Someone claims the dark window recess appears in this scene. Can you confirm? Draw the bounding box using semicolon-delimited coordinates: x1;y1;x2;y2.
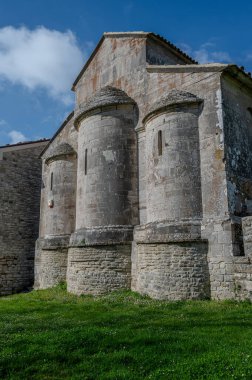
50;172;53;191
85;149;88;175
232;223;245;256
158;130;162;156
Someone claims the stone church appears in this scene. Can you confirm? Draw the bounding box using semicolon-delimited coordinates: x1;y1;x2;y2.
1;32;252;300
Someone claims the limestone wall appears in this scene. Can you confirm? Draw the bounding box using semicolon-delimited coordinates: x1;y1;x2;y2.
0;141;47;295
67;245;131;295
34;248;68;289
132;242;210;300
233;217;252;300
76;104;138;229
144;103;202;223
40;156;77;238
35;115;78;290
35;151;77;290
202;219;237;299
221;75;252;217
146;67;229;221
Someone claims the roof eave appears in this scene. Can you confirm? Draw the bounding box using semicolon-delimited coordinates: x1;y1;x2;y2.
147;33;198;64
146;63;229;73
71;35;105;91
222;65;252;92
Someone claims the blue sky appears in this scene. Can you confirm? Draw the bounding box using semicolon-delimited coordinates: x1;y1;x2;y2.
0;0;252;145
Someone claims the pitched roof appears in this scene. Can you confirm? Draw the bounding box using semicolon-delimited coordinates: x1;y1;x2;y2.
71;31;198;91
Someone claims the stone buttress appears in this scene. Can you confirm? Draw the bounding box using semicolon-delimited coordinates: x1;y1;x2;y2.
132;90;210;300
34;143;77;288
67;87;139;294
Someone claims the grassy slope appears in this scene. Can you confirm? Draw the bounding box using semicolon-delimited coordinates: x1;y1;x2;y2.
0;286;252;380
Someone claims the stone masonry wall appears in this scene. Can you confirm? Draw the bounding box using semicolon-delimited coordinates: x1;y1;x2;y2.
76;104;138;230
233;216;252;300
67;245;131;295
132;242;210;300
202;220;236;300
0;142;47;295
144;105;202;223
221;75;252;217
34;248;68;289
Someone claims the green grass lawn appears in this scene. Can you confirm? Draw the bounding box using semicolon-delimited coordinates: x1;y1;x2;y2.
0;286;252;380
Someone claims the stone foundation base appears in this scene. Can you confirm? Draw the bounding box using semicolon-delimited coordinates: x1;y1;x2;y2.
132;242;210;300
0;254;34;296
34;248;68;289
234;257;252;301
67;245;131;295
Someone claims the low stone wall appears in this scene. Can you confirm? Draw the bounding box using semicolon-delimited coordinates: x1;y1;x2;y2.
132;242;210;300
67;245;131;295
34;248;68;289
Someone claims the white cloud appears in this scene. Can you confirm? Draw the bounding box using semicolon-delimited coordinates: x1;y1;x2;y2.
194;47;231;64
8;130;27;144
210;51;232;62
194;48;210;64
178;43;192;56
178;41;232;64
0;26;85;104
0;119;7;126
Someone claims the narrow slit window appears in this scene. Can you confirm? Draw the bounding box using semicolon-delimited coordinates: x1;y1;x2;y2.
50;172;53;191
158;130;162;156
85;149;87;175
